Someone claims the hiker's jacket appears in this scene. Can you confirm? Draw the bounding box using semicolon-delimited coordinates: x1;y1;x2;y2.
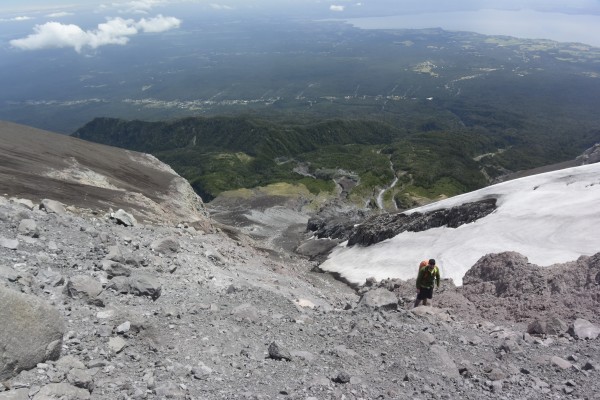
416;265;440;289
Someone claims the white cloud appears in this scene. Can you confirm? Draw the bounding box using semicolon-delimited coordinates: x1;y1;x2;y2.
10;14;181;53
46;12;74;18
210;4;234;10
330;5;345;12
136;14;181;32
0;16;34;22
109;0;166;14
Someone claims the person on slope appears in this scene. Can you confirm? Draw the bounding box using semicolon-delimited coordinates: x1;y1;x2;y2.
413;258;440;307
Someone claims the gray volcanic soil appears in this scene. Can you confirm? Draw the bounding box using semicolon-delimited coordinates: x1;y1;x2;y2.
0;121;208;226
1;196;599;400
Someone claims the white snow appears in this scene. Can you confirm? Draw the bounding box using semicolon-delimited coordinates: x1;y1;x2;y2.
320;163;600;286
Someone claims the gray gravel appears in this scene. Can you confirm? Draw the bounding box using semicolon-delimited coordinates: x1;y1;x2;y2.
1;195;599;400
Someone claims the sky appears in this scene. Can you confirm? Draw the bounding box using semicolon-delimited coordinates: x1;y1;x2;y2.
320;162;600;286
2;1;600;52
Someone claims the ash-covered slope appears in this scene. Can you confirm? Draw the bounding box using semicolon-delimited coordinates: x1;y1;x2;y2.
0;120;209;225
320;162;600;286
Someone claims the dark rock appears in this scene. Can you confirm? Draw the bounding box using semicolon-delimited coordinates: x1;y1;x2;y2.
332;371;351;384
347;198;496;246
306;210;366;241
129;273;161;300
528;317;568;336
268;342;292;361
546;317;569;335
527;319;546;335
102;261;132;278
295;238;340;261
583;362;597;371
365;277;377;287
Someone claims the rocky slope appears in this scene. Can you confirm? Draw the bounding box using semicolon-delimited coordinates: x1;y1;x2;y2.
1;194;599;400
0;121;209;227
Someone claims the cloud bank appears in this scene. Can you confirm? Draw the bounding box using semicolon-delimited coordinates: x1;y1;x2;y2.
10;14;181;53
330;5;345;12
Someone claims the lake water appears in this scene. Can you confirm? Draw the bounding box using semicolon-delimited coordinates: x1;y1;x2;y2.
344;9;600;48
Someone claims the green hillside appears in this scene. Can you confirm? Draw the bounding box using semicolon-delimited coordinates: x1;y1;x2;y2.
72;115;524;205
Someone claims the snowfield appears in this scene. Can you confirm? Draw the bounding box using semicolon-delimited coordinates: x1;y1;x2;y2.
320;162;600;285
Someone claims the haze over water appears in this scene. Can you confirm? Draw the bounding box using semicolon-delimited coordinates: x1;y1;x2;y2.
345;9;600;48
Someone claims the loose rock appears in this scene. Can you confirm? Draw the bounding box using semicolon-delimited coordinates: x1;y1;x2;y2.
0;286;65;380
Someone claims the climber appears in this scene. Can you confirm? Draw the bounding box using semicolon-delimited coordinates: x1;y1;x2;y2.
414;258;440;307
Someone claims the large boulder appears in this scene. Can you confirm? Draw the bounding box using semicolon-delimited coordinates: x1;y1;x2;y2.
39;199;66;215
107;273;161;300
64;275;103;305
150;237;180;254
111;209;136;227
18;219;39;238
0;237;18;250
295;238;340;261
129;273;162;300
572;319;600;340
0;388;29;399
102;261;131;278
429;344;460;379
459;252;600;323
0;286;65;380
357;288;398;310
32;383;90;400
527;316;569;336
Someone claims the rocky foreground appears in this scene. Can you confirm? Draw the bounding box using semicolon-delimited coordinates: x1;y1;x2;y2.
1;196;599;400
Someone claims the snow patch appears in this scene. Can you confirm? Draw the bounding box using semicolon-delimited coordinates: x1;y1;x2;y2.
320;163;600;286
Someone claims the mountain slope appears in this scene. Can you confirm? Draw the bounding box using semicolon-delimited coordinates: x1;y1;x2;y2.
2;123;600;399
320;162;600;285
0;120;209;225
